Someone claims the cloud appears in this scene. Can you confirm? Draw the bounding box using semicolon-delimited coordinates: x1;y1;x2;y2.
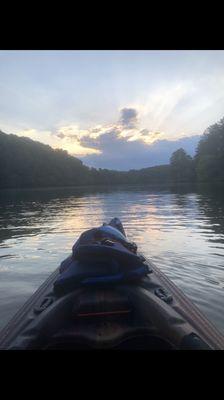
56;132;65;139
10;123;201;170
140;129;150;136
119;108;138;129
80;133;201;170
49;125;101;155
16;126;101;156
26;107;167;159
1;50;224;151
13;104;200;169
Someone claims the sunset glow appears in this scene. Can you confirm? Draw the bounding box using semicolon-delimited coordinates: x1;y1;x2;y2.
1;50;224;169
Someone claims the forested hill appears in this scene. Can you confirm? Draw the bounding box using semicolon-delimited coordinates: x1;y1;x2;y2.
0;131;170;188
1;116;224;189
0;131;90;188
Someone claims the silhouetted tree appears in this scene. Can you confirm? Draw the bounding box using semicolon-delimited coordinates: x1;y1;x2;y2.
195;118;224;182
170;148;195;183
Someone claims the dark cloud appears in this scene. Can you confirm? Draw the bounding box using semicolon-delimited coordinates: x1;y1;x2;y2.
119;108;138;129
140;129;161;138
91;128;101;133
79;129;120;150
56;132;65;139
79;136;100;149
53;131;80;140
147;131;163;141
79;134;201;170
140;129;149;136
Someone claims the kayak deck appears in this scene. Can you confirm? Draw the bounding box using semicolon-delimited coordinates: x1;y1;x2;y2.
1;257;224;349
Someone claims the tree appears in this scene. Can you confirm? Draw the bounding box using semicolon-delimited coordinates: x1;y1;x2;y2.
170;148;195;183
195;118;224;182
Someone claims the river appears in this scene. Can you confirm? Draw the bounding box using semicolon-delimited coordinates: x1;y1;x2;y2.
0;184;224;334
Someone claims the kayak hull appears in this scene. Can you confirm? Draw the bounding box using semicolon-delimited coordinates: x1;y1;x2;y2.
0;255;223;350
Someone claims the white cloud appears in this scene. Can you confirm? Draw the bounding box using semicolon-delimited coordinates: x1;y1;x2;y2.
49;108;167;155
12;103;197;158
15;127;100;156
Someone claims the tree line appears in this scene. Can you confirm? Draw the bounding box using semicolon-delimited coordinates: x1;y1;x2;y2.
0;117;223;189
170;117;224;184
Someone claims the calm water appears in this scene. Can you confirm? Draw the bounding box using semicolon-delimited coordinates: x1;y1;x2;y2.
1;185;224;334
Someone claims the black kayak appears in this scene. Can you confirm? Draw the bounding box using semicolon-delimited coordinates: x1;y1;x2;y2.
0;217;224;350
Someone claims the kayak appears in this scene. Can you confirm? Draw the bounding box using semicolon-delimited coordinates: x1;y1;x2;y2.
0;217;224;350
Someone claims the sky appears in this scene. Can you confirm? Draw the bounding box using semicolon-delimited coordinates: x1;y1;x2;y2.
0;50;224;169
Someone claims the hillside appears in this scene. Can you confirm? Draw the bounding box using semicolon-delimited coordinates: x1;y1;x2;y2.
0;130;172;189
0;131;91;188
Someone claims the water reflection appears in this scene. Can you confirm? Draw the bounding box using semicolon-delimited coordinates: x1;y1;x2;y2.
0;185;224;334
